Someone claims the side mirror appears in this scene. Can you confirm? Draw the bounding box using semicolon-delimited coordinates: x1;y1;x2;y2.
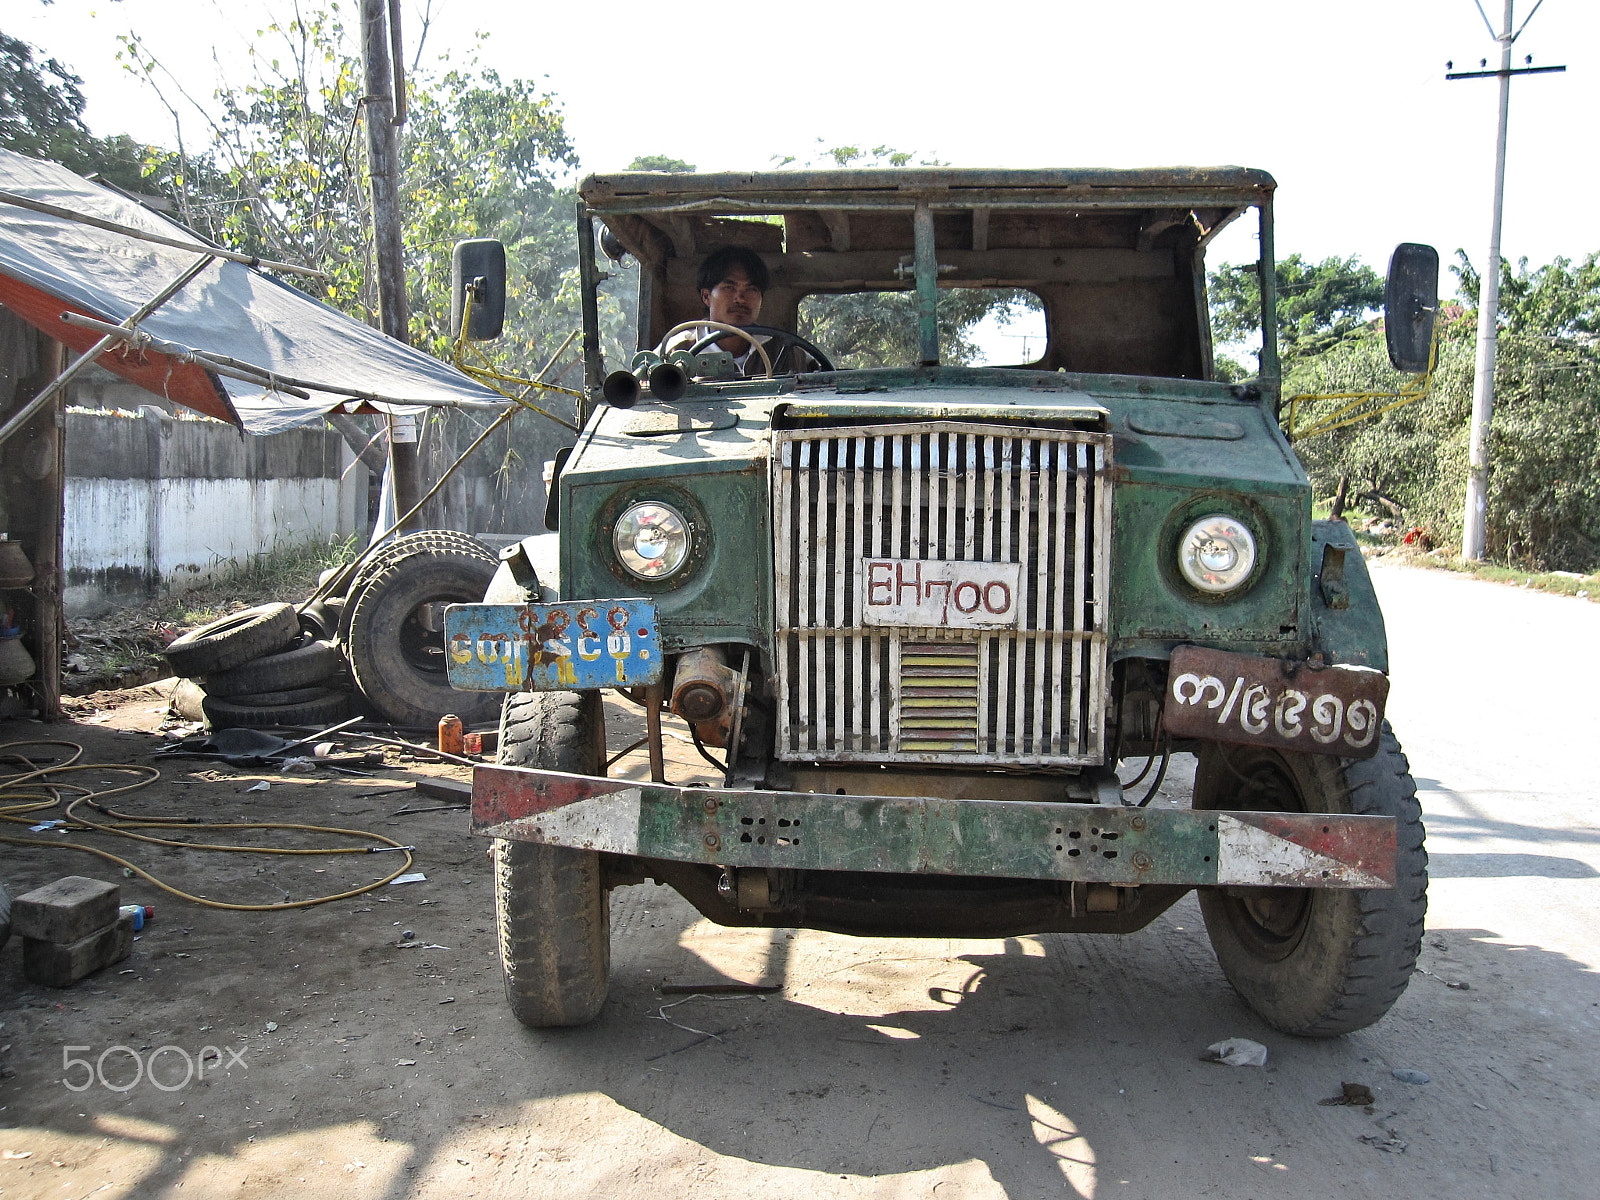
1384;243;1439;373
450;239;506;340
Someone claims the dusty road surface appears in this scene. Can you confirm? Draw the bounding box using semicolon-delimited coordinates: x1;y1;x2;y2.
2;561;1597;1199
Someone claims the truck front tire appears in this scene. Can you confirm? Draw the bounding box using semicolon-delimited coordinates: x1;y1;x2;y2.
1193;721;1428;1037
494;690;611;1029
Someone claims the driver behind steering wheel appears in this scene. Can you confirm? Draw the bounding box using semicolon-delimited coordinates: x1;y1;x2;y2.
669;245;824;375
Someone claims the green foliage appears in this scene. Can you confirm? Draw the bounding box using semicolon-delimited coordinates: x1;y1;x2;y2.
0;32;168;193
1211;253;1383;360
1290;252;1600;571
0;32;89;160
626;154;694;173
106;9;648;535
772;142;939;169
801;289;1035;369
1451;250;1600;339
115;13;620;371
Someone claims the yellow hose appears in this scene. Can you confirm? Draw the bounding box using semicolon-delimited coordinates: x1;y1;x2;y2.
0;739;418;911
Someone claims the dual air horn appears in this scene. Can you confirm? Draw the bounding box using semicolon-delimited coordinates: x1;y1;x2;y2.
601;350;689;408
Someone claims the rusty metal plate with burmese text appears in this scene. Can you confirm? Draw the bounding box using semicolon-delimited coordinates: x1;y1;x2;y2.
1164;646;1389;759
443;600;663;691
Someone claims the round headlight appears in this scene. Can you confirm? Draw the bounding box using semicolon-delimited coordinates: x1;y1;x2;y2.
613;502;691;579
1178;514;1257;593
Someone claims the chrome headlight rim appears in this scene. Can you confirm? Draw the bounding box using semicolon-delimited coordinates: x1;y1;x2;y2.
1176;512;1259;595
612;500;693;581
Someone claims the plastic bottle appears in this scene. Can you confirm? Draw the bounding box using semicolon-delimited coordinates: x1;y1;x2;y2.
119;904;154;931
438;713;464;756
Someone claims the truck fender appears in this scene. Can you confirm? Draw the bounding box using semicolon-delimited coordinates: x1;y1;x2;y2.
1308;519;1387;672
483;533;562;605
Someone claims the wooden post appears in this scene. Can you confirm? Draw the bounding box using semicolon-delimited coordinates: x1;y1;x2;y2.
361;0;423;531
0;321;66;720
33;338;65;720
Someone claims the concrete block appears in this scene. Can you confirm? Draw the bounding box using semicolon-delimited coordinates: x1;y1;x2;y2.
22;908;136;987
11;876;120;944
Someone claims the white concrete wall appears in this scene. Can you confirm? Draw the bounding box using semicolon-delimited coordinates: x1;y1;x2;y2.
63;406;367;616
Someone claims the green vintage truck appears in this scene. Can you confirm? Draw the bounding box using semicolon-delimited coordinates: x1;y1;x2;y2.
444;168;1434;1036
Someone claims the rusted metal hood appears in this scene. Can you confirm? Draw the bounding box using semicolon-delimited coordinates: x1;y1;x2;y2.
773;395;1109;430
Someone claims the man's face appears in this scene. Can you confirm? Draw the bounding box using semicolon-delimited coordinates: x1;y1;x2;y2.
701;266;763;327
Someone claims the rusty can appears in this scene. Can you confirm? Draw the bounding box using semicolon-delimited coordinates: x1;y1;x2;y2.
462;731;484;756
437;714;464;756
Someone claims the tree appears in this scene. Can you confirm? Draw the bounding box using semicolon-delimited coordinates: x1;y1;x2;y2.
115;11;623;369
0;32;166;193
626;155;694;173
1451;249;1600;341
1289;250;1600;571
113;8;631;534
799;288;1027;369
774;142;934;169
1211;253;1384;361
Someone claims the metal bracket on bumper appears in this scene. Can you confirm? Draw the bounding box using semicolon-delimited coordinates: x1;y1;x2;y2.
472;764;1396;889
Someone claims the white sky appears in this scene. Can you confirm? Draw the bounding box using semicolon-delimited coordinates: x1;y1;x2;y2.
10;0;1596;297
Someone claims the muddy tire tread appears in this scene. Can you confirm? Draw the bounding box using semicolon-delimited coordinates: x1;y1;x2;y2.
202;688;351;730
338;532;495;639
202;638;345;697
494;690;611;1028
344;550;499;728
1196;721;1428;1037
162;603;299;677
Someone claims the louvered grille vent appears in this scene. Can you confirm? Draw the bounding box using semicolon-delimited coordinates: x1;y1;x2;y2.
772;422;1112;767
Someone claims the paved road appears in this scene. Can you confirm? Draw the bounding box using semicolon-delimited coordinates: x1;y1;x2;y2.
3;563;1596;1199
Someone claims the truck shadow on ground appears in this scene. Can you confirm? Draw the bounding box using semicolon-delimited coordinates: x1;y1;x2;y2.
402;903;1599;1197
7;899;1598;1198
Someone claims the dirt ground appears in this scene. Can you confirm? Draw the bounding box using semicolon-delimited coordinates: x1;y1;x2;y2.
2;563;1599;1198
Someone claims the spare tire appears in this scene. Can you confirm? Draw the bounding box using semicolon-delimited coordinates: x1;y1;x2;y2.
162;603;299;677
202;688;351;730
203;638;345;697
339;531;495;640
346;549;499;728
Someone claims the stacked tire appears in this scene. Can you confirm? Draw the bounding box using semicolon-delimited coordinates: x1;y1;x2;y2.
163;603;351;730
162;531;501;733
339;532;500;729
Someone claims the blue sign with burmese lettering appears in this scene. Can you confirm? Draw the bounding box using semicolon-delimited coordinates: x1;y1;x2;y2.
443;600;664;691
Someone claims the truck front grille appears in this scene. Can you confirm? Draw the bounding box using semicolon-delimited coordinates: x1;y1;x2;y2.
772;422;1112;767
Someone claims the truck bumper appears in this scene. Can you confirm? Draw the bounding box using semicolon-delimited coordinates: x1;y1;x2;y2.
471;764;1396;889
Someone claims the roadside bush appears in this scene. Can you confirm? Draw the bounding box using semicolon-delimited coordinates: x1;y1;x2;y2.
1287;291;1600;573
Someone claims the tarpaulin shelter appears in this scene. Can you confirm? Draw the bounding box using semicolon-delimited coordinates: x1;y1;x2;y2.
0;148;505;434
0;149;518;720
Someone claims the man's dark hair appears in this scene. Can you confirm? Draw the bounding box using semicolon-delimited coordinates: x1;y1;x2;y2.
697;245;770;295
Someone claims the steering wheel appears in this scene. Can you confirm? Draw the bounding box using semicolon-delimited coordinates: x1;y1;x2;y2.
658;320;773;377
689;324;836;374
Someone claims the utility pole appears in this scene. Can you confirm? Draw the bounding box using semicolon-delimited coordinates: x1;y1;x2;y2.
1448;0;1565;560
360;0;423;532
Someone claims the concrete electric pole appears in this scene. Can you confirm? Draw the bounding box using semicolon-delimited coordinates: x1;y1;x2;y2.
1448;0;1565;561
361;0;424;533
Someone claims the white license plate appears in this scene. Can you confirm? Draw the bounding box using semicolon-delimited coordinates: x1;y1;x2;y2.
859;558;1023;629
